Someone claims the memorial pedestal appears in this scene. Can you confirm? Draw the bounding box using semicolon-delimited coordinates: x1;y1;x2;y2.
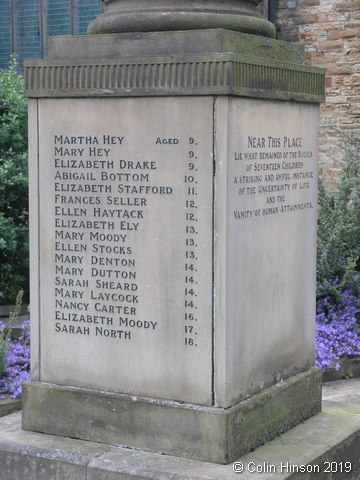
24;28;325;464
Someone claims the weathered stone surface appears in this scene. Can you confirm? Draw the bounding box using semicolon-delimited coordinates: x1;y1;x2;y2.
31;96;214;405
2;392;360;479
22;368;321;464
47;29;305;63
27;95;320;410
24;55;325;103
213;97;320;406
88;0;276;38
323;378;360;402
25;30;324;102
0;398;21;418
0;412;111;480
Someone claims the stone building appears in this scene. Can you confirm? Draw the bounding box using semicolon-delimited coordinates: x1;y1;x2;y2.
273;0;360;180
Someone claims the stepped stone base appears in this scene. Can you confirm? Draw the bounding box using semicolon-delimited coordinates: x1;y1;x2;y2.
22;369;321;464
0;399;359;480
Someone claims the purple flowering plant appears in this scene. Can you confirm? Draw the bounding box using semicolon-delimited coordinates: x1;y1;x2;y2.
315;132;360;373
0;290;30;399
0;319;30;399
315;281;360;372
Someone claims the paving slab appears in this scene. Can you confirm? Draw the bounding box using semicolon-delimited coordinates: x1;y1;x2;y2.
0;390;359;480
322;378;360;405
0;412;112;480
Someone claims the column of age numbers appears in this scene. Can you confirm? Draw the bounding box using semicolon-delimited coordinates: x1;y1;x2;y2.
184;137;200;347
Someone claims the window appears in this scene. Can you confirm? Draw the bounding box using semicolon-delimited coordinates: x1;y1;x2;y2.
0;0;11;69
76;0;102;35
0;0;103;73
47;0;71;38
15;0;41;70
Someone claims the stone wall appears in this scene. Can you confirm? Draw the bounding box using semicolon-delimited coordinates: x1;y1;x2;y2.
267;0;360;181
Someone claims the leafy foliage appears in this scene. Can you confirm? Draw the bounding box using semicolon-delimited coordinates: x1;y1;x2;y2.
0;58;27;155
0;59;29;304
317;133;360;298
316;131;360;372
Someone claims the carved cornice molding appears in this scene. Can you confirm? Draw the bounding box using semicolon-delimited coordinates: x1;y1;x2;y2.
25;54;325;103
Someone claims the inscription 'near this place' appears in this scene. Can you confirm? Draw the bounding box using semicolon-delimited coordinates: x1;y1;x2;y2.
232;132;316;221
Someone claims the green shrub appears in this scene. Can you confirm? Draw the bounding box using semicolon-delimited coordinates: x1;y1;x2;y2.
0;58;27;155
0;213;28;305
0;59;29;305
317;132;360;298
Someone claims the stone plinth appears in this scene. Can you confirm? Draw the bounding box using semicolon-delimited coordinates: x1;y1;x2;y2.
24;29;325;464
23;370;321;464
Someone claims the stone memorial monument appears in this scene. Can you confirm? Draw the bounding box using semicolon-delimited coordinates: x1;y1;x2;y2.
23;0;325;465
